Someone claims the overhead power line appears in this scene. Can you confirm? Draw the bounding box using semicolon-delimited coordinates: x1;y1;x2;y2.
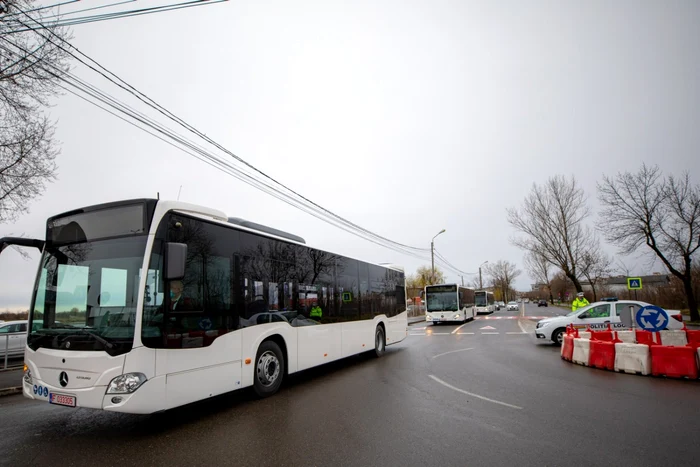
0;5;477;271
1;1;228;35
433;249;475;276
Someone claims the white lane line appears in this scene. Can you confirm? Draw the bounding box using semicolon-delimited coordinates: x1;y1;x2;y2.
506;332;527;335
432;348;474;359
481;332;499;335
413;327;427;330
430;332;452;335
409;333;426;336
517;319;529;334
456;332;475;335
428;375;523;410
451;322;470;334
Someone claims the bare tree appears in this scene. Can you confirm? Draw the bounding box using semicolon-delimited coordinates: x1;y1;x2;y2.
598;164;700;321
0;1;72;223
578;244;614;302
485;260;521;303
524;250;554;303
507;175;592;292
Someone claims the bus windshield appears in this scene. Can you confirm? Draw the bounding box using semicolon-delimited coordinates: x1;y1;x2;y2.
28;236;148;356
475;292;489;307
426;286;458;312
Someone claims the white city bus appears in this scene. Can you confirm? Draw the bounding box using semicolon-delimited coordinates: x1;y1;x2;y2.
474;290;495;314
0;199;407;414
425;284;476;324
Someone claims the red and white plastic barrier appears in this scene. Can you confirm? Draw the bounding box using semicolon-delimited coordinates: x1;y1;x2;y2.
572;338;590;366
650;344;698;379
657;330;688;347
562;325;699;380
614;342;651;375
560;326;575;361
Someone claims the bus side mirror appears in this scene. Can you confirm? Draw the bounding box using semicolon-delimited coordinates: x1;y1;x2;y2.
165;242;187;280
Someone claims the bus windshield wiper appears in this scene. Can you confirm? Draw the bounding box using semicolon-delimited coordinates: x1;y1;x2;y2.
78;328;114;349
60;328;114;349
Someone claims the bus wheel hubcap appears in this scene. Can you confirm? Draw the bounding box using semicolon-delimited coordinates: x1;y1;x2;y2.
257;351;280;387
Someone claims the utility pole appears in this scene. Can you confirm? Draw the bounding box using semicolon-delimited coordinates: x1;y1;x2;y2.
479;260;488;290
460;275;464;286
431;229;446;282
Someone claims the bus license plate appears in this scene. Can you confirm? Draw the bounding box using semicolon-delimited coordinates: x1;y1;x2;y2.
49;393;76;408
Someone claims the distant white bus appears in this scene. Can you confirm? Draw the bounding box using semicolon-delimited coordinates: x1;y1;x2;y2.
474;290;495;314
425;284;476;324
0;199;408;414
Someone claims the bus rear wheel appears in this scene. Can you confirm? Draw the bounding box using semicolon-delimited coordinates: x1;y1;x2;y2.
373;326;386;358
253;340;285;397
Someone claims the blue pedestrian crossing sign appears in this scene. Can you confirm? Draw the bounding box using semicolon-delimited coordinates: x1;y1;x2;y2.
635;305;668;332
627;277;642;290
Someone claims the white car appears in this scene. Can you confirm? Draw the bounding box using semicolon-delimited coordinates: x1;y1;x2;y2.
0;320;28;357
506;301;518;311
534;300;683;345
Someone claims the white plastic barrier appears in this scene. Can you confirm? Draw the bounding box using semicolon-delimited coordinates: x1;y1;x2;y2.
616;331;636;344
572;338;590;366
614;343;651;375
657;330;688;347
578;331;592;340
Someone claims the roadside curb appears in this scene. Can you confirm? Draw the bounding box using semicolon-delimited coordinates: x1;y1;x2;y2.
0;386;21;397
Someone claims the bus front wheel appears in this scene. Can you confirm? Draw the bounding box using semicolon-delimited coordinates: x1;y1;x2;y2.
253;340;285;397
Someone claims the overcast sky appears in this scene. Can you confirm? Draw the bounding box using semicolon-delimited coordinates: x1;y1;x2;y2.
1;0;699;310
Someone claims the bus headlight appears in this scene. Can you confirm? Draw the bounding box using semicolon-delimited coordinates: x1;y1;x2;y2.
23;365;32;385
107;373;147;394
455;314;460;318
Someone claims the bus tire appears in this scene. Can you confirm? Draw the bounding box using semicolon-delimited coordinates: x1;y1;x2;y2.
253;340;285;398
373;325;386;358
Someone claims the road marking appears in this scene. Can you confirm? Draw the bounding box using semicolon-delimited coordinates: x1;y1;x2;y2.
479;325;496;330
481;332;499;335
506;332;527;334
476;316;550;320
428;375;523;410
413;327;427;330
409;333;426;336
429;332;452;335
451;322;470;334
456;332;475;335
432;348;474;359
517;319;530;334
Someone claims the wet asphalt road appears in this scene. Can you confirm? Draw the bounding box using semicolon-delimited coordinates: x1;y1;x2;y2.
1;304;699;467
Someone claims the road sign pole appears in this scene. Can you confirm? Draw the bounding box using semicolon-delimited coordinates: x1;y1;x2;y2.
634;290;638;300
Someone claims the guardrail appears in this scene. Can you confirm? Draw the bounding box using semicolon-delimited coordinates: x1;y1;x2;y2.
1;333;25;370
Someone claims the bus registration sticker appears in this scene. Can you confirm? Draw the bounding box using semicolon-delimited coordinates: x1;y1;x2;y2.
49;393;76;408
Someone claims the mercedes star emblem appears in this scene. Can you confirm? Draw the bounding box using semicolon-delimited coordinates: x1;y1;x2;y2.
59;371;69;387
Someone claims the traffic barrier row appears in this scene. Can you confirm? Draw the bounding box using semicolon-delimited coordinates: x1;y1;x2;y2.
561;326;700;380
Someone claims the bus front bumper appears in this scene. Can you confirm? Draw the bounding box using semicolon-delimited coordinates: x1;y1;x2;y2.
426;313;463;323
23;375;167;414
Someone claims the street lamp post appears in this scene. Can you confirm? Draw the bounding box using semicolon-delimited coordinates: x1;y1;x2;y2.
431;229;446;281
479;260;489;289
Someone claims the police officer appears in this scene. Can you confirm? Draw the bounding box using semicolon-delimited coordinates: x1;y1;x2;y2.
310;301;323;322
571;292;590;312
